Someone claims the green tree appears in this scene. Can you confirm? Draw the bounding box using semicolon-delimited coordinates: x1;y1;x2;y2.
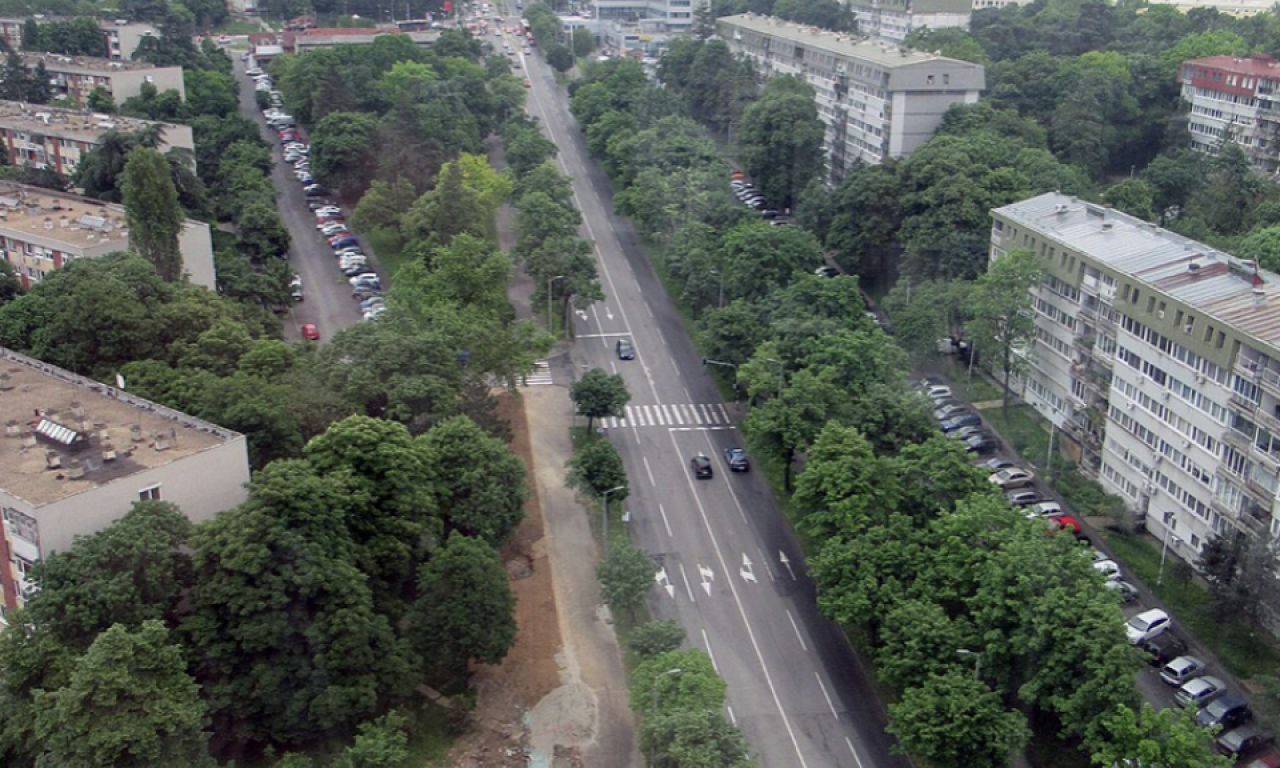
640;710;753;768
352;178;418;233
1091;704;1229;768
744;367;844;491
736;77;825;208
33;621;216;768
572;27;595;57
332;712;410;768
887;671;1029;768
597;539;655;620
720;220;823;302
877;600;970;692
1102;178;1156;221
565;437;629;499
311;111;379;198
25;501;193;648
629;620;686;659
1235;224;1280;273
882;279;970;360
570;367;631;431
121;147;185;282
86;86;115;113
546;42;574;73
631;649;725;715
408;532;518;683
965;248;1042;416
418;414;529;546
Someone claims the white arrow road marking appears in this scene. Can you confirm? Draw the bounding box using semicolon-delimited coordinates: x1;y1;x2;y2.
655;567;675;598
779;550;797;581
740;554;757;583
698;564;714;596
575;309;589;321
605;306;614;320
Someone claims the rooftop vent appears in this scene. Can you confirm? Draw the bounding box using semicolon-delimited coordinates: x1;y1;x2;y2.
44;450;61;469
66;459;84;479
1101;222;1113;232
4;420;19;436
36;418;81;446
1188;262;1202;273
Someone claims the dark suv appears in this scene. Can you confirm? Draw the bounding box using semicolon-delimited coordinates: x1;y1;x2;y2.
724;447;749;472
1143;635;1189;667
1198;692;1252;731
691;454;713;479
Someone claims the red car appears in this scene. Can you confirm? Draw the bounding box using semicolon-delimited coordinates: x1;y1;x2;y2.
1046;515;1084;537
301;323;320;341
1248;751;1280;768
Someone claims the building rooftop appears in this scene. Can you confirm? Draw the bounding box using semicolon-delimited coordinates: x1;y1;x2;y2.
0;347;240;508
1184;53;1280;78
995;192;1280;348
0;182;131;249
0;101;179;146
19;51;166;73
717;13;980;69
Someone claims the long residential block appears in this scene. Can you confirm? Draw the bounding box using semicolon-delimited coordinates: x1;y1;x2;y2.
0;346;250;623
23;52;184;106
1179;53;1280;174
0;101;193;178
717;14;984;182
0;182;215;289
992;192;1280;567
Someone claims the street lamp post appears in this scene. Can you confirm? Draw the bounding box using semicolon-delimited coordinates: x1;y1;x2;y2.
701;358;740;401
601;485;625;548
764;357;785;400
709;268;724;308
957;648;982;680
547;275;565;335
1157;522;1181;587
651;668;684;714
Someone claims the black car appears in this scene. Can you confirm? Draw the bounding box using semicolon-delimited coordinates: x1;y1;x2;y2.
724;447;749;472
304;185;329;197
1198;692;1252;731
691;454;713;479
1216;725;1274;758
965;434;1001;455
1143;635;1189;667
940;412;983;432
616;338;636;360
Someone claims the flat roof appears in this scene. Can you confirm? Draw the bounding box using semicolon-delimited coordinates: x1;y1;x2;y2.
0;181;131;250
995;193;1280;348
19;52;170;73
1184;53;1280;78
717;13;981;70
0;101;180;146
0;347;240;508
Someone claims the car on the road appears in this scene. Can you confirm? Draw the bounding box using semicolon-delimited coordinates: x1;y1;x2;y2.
1104;579;1139;603
301;323;320;341
1198;692;1252;731
940;413;983;432
1092;559;1122;581
691;454;713;479
1143;634;1188;667
1127;608;1171;645
1005;489;1045;507
1217;725;1273;758
724;447;749;472
1160;655;1207;686
616;338;635;360
989;468;1035;489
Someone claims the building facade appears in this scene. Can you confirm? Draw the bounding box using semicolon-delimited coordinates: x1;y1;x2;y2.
0;18;156;58
717;14;984;181
0;182;215;289
0;346;250;623
595;0;708;33
844;0;973;43
23;53;185;106
1179;54;1280;173
0;101;193;178
991;192;1280;567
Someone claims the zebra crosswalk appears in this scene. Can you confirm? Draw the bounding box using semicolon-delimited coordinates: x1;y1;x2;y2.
602;403;733;429
519;360;553;387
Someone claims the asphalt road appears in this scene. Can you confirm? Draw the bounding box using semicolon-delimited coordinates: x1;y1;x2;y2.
507;26;908;768
232;59;366;342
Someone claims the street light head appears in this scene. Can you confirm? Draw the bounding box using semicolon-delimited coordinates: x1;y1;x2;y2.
957;648;977;657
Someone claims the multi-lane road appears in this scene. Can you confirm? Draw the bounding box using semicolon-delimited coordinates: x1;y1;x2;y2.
505;23;909;768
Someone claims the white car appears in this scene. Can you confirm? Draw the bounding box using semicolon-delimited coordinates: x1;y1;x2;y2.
1125;609;1171;645
1092;560;1121;581
1024;501;1063;518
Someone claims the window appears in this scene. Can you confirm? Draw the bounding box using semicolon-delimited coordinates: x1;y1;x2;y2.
138;485;162;502
2;506;38;544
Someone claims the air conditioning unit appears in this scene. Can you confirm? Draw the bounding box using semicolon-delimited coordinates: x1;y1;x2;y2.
1196;373;1207;384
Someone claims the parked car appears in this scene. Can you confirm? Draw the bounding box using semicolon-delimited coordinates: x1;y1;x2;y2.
1005;489;1044;507
948;425;990;442
1092;559;1122;581
934;403;969;421
1198;692;1252;731
359;296;386;312
304;185;329;197
1127;609;1172;645
301;323;320;341
1143;634;1189;667
965;434;1001;455
1217;725;1273;758
724;447;749;472
978;456;1018;471
1160;656;1207;686
330;237;359;250
1245;751;1280;768
1103;579;1139;603
1025;501;1063;518
940;412;983;432
989;468;1036;489
616;338;636;360
1045;515;1084;537
1178;675;1227;708
691;454;713;479
348;272;380;285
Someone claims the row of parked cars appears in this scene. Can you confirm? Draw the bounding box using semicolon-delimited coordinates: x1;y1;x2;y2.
312;204;385;320
252;67;329;199
729;172;782;221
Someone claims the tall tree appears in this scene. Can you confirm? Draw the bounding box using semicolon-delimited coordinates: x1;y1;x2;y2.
418;415;529;547
565;437;629;499
965;248;1042;416
597;539;656;620
570;367;631;431
640;710;753;768
408;532;517;684
33;621;216;768
121;147;185;282
736;76;825;208
887;671;1030;768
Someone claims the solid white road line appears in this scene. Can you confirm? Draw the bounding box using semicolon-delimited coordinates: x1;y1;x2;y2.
786;610;808;651
816;673;838;720
668;429;809;768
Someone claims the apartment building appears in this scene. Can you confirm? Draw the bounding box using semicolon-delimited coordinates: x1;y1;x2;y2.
717;14;984;181
991;192;1280;567
595;0;708;33
1149;0;1278;16
1179;54;1280;173
0;182;215;289
0;18;156;59
22;53;184;106
0;101;193;178
843;0;973;43
0;346;250;623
